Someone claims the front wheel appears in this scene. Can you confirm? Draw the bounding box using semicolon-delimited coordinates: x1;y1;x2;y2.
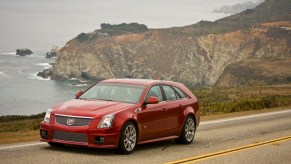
176;115;196;144
118;122;137;154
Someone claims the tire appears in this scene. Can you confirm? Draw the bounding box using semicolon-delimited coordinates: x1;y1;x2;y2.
176;115;196;144
48;142;64;147
118;122;137;154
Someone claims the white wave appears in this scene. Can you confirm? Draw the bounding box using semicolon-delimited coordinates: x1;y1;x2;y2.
0;72;10;78
74;84;88;87
69;83;88;87
27;54;49;59
69;78;77;80
36;63;52;67
27;73;51;81
25;53;35;57
2;52;16;55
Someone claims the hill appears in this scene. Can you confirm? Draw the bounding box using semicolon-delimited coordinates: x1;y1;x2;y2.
52;0;291;86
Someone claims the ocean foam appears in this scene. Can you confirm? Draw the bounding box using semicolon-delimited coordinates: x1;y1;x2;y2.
36;63;52;67
69;83;88;87
0;72;10;78
2;52;16;55
74;84;88;87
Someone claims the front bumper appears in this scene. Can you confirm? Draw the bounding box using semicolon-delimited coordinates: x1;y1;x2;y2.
40;122;120;148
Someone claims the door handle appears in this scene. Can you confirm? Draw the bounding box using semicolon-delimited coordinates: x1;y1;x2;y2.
162;108;167;111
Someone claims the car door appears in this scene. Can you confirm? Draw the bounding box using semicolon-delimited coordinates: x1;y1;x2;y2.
137;85;168;141
161;85;185;136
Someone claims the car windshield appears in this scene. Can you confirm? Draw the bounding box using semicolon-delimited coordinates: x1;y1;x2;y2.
79;82;146;104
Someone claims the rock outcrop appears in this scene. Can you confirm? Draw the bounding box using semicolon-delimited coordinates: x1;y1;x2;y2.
51;0;291;86
46;45;58;58
16;48;33;56
46;51;57;58
37;68;52;79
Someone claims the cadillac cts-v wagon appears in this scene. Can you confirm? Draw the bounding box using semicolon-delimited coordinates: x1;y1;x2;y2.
40;79;199;154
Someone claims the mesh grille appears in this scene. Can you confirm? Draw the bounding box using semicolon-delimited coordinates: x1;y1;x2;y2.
52;130;88;143
55;115;93;126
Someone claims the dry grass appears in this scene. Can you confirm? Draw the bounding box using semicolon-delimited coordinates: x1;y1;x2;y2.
0;131;39;144
0;119;41;144
201;105;291;121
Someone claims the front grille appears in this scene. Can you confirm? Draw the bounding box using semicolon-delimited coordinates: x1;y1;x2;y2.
52;130;88;143
55;115;93;126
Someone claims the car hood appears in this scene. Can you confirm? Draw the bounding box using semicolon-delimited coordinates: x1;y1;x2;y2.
52;99;135;118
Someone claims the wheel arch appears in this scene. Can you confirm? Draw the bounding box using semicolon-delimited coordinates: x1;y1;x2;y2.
181;106;197;132
119;118;139;142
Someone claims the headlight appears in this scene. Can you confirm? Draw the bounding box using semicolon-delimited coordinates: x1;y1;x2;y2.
43;108;53;123
97;114;114;128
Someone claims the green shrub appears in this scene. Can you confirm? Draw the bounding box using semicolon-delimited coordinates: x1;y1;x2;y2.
100;23;148;35
76;33;89;42
0;112;45;123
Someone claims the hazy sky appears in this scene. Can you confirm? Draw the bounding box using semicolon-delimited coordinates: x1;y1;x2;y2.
0;0;263;53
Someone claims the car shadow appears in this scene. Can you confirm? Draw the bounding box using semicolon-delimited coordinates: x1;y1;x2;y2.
41;139;181;156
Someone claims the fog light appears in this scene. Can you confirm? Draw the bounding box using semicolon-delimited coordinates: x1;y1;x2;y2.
94;136;105;144
40;130;48;139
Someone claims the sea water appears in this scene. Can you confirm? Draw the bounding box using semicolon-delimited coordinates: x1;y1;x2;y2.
0;52;90;116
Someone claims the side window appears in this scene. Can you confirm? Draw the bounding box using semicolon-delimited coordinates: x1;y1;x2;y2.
146;86;163;102
173;86;188;98
162;85;178;101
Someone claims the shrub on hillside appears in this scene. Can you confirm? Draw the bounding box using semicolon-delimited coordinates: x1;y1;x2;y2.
76;33;89;42
100;23;148;35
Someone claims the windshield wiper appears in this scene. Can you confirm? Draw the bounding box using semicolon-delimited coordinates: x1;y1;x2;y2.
98;98;114;102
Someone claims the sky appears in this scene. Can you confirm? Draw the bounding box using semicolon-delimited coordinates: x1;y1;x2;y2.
0;0;263;53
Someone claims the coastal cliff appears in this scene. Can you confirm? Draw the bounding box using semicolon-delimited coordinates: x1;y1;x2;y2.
52;0;291;86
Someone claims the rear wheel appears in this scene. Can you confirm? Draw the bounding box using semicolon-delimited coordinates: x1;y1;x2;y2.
176;115;196;144
118;122;137;154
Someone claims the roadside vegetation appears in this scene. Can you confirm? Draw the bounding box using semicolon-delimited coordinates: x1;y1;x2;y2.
0;84;291;144
191;84;291;115
0;113;45;144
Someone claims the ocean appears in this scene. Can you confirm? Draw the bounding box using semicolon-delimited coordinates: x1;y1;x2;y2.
0;52;90;116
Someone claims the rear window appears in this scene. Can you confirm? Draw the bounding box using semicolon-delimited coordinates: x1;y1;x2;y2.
173;86;188;98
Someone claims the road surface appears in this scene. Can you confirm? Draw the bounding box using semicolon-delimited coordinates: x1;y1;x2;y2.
1;109;291;164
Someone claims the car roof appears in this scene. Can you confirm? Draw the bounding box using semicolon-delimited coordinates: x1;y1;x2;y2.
101;78;180;86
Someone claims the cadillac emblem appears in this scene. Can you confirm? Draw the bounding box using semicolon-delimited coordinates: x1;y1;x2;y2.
67;118;75;126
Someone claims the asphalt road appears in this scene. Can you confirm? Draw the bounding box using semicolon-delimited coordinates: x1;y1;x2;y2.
1;110;291;164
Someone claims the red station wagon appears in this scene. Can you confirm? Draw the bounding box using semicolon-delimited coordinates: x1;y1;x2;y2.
40;79;199;154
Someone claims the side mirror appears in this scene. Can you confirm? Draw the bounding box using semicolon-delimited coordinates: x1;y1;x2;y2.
75;91;84;98
144;96;159;105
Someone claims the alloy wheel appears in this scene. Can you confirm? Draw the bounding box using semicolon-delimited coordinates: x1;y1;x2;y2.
185;117;195;142
123;124;137;152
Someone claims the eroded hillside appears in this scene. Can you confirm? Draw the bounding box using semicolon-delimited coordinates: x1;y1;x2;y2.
52;0;291;86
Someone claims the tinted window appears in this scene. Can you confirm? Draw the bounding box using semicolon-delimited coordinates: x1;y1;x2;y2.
146;85;163;102
162;85;178;101
173;86;187;98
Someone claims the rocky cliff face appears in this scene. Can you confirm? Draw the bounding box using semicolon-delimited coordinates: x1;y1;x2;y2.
52;0;291;86
216;58;291;86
